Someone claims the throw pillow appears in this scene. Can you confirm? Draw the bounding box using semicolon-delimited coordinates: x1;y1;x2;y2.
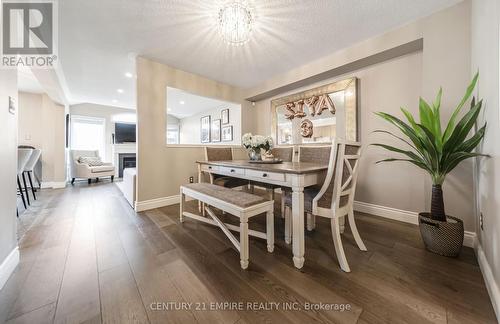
78;156;104;166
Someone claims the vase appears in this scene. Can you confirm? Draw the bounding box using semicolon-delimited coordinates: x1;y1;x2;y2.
418;213;464;257
248;149;262;161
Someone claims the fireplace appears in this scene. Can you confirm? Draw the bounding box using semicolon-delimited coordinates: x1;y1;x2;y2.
118;153;136;178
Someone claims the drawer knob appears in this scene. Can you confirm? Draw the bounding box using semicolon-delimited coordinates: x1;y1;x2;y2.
208;166;212;169
262;173;268;177
230;169;235;173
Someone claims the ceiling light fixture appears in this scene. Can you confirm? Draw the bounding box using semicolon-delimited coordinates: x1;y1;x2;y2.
180;101;185;105
117;89;124;93
112;99;118;103
125;72;133;78
218;1;254;46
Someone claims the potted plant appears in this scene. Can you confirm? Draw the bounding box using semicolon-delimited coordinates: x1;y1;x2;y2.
373;73;486;257
242;133;273;160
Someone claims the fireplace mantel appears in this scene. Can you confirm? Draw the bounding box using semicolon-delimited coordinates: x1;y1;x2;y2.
112;143;136;177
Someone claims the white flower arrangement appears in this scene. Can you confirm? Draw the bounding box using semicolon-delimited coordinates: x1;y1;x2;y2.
242;133;273;153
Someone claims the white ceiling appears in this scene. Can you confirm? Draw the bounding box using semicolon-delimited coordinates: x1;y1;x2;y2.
167;87;238;119
59;0;462;109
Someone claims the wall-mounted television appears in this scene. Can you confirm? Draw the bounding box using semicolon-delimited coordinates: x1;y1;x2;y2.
115;123;136;143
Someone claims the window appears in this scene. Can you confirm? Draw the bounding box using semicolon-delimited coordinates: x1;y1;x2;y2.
167;124;179;144
70;115;106;158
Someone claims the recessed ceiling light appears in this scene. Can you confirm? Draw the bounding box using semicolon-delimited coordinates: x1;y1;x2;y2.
167;108;172;112
180;101;185;105
125;72;133;78
117;89;124;93
112;99;118;103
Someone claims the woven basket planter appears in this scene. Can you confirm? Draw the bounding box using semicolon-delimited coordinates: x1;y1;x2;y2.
418;213;464;257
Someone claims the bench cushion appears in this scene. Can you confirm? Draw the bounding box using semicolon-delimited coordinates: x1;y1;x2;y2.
183;183;268;208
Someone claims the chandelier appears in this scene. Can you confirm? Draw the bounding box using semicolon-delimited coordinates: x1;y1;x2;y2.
218;1;254;46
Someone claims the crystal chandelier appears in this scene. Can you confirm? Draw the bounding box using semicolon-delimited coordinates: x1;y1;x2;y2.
218;1;254;46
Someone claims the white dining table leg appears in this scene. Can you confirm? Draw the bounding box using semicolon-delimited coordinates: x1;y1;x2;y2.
291;184;305;269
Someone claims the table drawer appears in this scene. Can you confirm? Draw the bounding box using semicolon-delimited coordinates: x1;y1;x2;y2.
219;166;245;175
246;169;285;182
201;164;219;173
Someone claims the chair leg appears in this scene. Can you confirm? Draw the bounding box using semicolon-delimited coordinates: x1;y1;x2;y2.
348;208;367;251
306;212;316;231
266;210;274;253
339;215;346;234
88;179;91;185
240;219;249;269
111;175;114;182
17;176;27;209
71;178;75;185
331;217;350;272
22;172;30;205
280;194;285;218
249;184;254;193
96;177;99;182
284;205;292;244
179;191;185;223
28;171;36;200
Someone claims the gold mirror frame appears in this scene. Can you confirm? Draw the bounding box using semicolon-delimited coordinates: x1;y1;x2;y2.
271;77;358;146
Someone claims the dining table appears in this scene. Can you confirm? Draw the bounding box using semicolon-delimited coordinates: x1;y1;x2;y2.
196;159;328;269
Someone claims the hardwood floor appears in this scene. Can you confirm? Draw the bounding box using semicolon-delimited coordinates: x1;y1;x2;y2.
1;182;496;324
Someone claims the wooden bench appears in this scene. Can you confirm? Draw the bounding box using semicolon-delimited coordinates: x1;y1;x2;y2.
180;183;274;269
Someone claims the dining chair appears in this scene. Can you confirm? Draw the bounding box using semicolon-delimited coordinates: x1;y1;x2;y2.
17;148;33;212
202;147;250;215
283;140;366;272
23;148;41;201
204;147;248;189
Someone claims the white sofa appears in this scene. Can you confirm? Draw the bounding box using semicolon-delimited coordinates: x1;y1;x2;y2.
70;150;115;185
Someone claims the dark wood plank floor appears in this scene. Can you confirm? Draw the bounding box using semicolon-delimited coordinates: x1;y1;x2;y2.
1;182;496;324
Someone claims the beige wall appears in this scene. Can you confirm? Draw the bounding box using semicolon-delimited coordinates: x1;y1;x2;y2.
70;103;136;163
136;58;251;202
136;2;476;232
249;1;475;231
253;53;426;213
0;69;18;272
471;0;500;317
18;92;66;185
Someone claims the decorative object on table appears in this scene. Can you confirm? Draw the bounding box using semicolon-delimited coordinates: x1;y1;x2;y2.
221;125;233;142
242;133;273;161
300;119;313;138
211;119;221;142
373;72;486;257
200;115;211;143
221;109;229;124
248;159;283;164
262;150;274;161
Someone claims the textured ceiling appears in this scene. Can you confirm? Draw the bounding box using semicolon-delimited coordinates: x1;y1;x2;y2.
59;0;462;109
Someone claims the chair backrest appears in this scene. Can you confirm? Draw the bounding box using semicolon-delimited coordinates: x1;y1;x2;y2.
205;147;233;161
312;140;362;215
298;145;332;164
24;148;41;172
271;147;294;162
71;150;99;161
18;149;32;175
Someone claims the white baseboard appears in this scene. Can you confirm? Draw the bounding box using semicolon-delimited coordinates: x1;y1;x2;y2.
354;201;419;224
353;201;476;248
41;181;67;189
135;195;180;212
0;247;19;291
476;243;500;321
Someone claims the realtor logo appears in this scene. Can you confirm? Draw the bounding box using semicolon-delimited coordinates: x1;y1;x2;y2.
1;0;57;68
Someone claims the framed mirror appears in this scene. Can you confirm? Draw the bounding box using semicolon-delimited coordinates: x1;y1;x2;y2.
166;87;241;146
271;77;358;145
